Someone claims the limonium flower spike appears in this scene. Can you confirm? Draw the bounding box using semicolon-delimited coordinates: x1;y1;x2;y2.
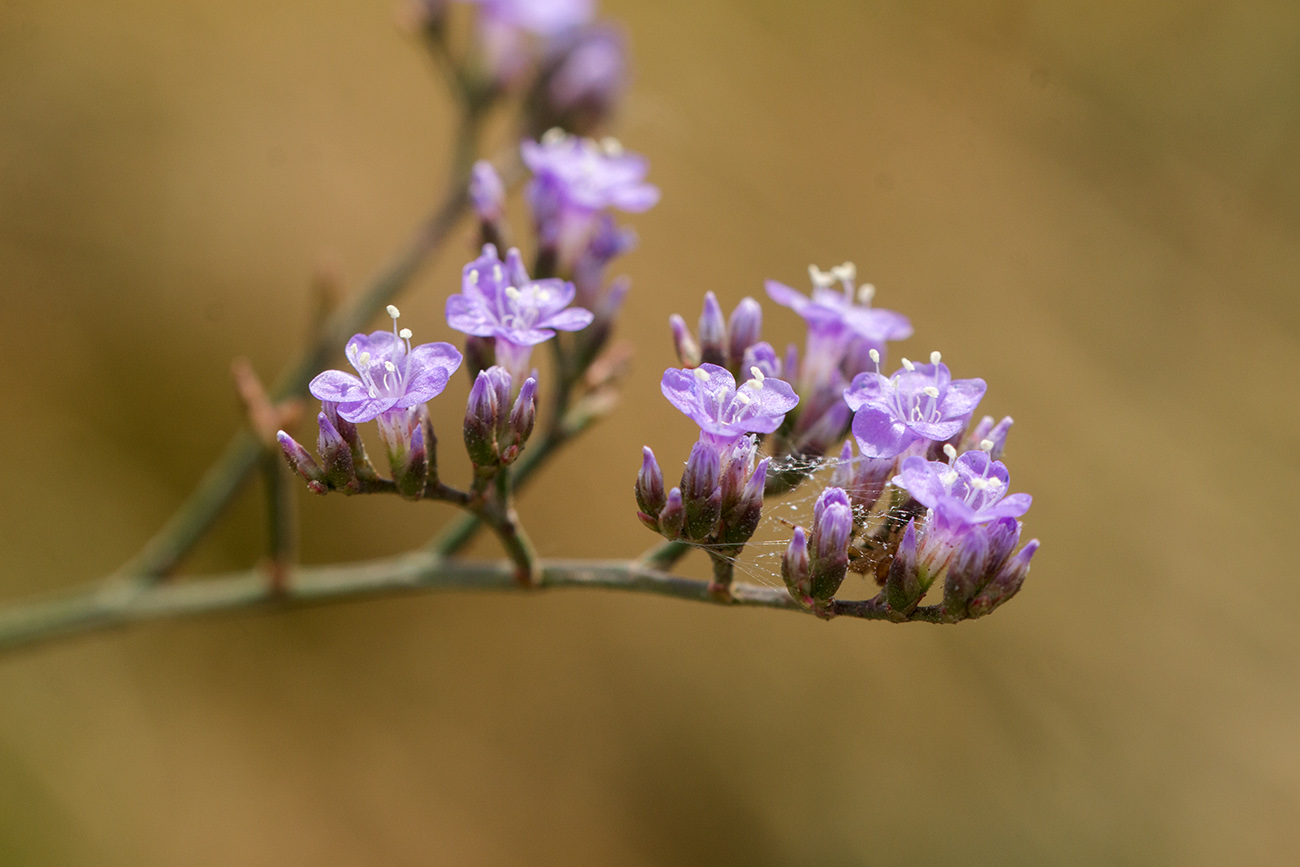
844;355;986;459
308;307;463;424
660;362;799;447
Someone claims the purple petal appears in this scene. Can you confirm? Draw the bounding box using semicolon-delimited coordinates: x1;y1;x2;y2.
843;372;889;412
446;295;499;336
909;418;968;441
941;377;987;419
309;370;368;404
540;307;595;332
894;455;949;505
852;407;915;459
337;396;398;424
991;493;1033;519
764;280;810;314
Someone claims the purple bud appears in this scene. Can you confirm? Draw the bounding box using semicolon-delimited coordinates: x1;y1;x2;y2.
394;421;428;499
321;401;369;467
721;456;768;546
464;369;502;467
505;376;537;459
658;487;685;539
719;436;757;516
829;441;855;490
942;528;991;616
984;416;1013;459
742;341;782;380
969;539;1039;618
636;446;667;519
669;314;702;368
540;25;627;136
809;487;853;601
983;516;1022;575
316;411;358;491
886;519;922;616
727;297;763;371
697;292;727;367
840;337;885;378
470;160;506;224
277;430;326;488
681;440;722;540
782;526;812;603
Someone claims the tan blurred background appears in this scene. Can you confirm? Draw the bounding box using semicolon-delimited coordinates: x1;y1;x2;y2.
2;0;1299;863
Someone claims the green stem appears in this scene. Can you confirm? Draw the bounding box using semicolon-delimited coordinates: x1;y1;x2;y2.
0;558;957;655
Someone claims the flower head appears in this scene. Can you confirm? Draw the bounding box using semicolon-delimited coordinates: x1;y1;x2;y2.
469;0;593;37
447;244;593;346
893;448;1032;532
660;363;798;446
308;307;463;424
845;353;986;458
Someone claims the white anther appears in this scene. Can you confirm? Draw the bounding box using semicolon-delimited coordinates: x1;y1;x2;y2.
808;265;836;288
600;136;624;156
386;305;401;319
469;270;479;285
368;386;379;398
831;262;856;283
979;439;995;452
384;361;396;372
693;367;711;382
930;350;942;365
901;357;915;371
493;265;503;282
358;352;372;366
969;477;993;491
923;386;940;399
742;378;763;391
505;286;521;301
868;348;880;364
857;283;876;305
943;443;958;461
735;391;755;405
542;127;567;146
941;470;959;486
749;366;766;383
399;328;413;340
538;289;551;301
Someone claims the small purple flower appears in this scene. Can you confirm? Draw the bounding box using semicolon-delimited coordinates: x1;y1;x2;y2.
765;262;911;386
308;307;463;424
660;363;799;447
446;244;593;383
469;0;593;37
523;132;659;265
845;353;986;459
893;449;1032;532
538;25;627;136
470;160;506;225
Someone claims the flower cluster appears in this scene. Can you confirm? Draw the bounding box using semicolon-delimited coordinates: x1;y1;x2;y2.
638;259;1039;619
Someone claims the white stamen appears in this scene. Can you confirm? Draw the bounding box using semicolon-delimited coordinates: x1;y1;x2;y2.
384;361;396;372
368;386;379;398
505;286;521;301
399;328;413;340
542;127;566;146
469;270;479;285
538;289;551;301
735;391;755;405
969;477;993;491
979;439;995;452
923;386;940;399
742;378;763;390
600;136;624;156
358;352;372;366
749;366;766;383
693;368;711;382
868;348;880;364
808;265;836;289
857;283;875;305
386;305;401;319
493;265;503;282
943;443;958;461
930;350;942;365
941;470;959;486
831;261;856;283
901;357;915;372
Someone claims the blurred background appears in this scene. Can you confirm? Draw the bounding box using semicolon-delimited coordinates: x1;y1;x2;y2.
2;0;1299;863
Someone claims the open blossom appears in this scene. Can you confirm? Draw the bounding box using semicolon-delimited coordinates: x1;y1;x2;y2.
660;363;798;446
893;449;1032;532
844;354;986;459
765;261;911;386
308;308;463;424
523;131;659;263
446;244;593;383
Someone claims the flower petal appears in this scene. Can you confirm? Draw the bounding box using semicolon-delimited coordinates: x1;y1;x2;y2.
852;406;914;459
309;370;368;404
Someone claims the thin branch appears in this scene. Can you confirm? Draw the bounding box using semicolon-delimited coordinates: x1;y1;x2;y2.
0;554;959;654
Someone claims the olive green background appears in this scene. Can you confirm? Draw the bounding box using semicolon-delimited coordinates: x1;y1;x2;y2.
1;0;1298;863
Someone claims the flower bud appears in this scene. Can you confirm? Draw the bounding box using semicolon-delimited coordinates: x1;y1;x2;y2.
965;415;1013;459
277;430;326;491
942;529;991;617
393;420;428;499
809;487;853;601
658;487;685;539
697;291;728;367
464;369;503;467
681;440;722;541
669;314;702;368
969;539;1039;618
635;446;667;519
321;401;370;469
534;25;628;137
503;376;537;462
470;160;507;247
886;518;923;616
741;341;782;380
726;297;763;371
316;411;358;492
719;436;757;517
782;526;812;603
720;456;767;547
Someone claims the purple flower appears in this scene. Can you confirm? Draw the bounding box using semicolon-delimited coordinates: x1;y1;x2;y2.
893;449;1032;532
765;262;911;386
660;363;799;447
446;244;593;383
308;307;463;424
522;131;659;265
470;160;506;224
469;0;593;37
845;354;986;459
538;25;628;136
